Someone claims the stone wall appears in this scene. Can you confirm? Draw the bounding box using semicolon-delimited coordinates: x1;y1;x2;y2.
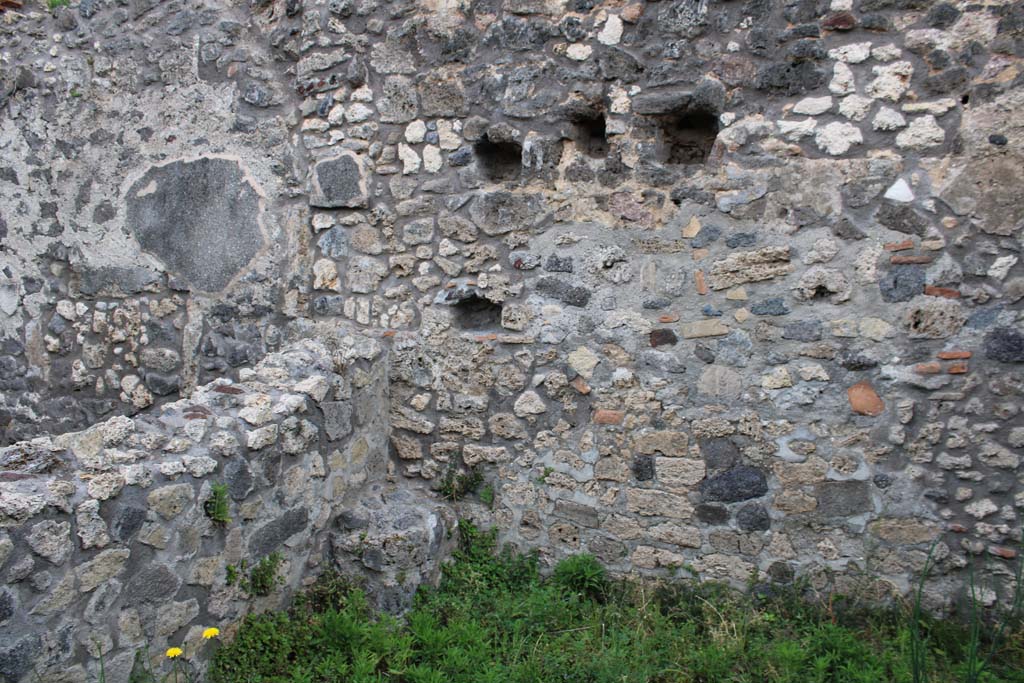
0;332;455;681
1;0;1024;678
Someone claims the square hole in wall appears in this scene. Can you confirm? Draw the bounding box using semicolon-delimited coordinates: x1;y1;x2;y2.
657;109;719;165
452;293;503;329
474;137;522;181
570;111;609;158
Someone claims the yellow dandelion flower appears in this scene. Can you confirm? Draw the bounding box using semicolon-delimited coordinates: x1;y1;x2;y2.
202;627;220;640
166;647;183;659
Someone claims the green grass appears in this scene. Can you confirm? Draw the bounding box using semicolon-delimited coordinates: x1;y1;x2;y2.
46;0;69;10
208;523;1024;683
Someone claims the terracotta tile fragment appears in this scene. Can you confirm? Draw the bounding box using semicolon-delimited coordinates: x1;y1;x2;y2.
937;350;971;360
695;270;708;295
924;285;960;298
947;362;968;374
990;546;1018;560
914;362;941;375
570;377;591;395
847;381;884;416
658;314;680;323
884;239;914;252
593;409;625;425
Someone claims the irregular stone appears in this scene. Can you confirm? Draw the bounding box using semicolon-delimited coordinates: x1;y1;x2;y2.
700;466;768;503
147;484;194;520
697;365;743;399
848;381;884;416
27;520;73;565
681;319;730;339
902;296;966;339
707;247;792;290
76;548;130;593
122;564;181;605
248;507;309;558
984;327;1024;363
311;153;368;209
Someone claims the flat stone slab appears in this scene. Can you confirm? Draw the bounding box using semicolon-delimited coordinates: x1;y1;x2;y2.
126;157;265;292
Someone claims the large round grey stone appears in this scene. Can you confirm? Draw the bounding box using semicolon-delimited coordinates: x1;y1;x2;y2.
126;157;265;292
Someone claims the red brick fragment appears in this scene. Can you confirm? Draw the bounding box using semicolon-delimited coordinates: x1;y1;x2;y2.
658;314;680;323
947;362;968;374
937;350;971;360
989;546;1018;560
924;285;960;298
593;409;625;425
891;254;934;265
695;270;708;295
570;377;591;395
914;362;941;375
884;239;914;252
847;381;884;416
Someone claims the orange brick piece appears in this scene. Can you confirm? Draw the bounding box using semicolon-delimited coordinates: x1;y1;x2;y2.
924;285;960;298
593;409;625;425
947;362;968;374
658;314;680;323
884;239;914;251
695;270;708;295
848;381;884;416
990;546;1018;560
570;377;591;395
914;362;941;375
937;350;971;360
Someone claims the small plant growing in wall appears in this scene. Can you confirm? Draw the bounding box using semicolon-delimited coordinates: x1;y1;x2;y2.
225;554;283;597
204;483;232;525
245;552;284;597
438;464;483;501
46;0;69;10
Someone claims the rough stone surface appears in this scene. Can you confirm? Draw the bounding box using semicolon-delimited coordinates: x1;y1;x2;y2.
0;0;1020;675
127;158;265;292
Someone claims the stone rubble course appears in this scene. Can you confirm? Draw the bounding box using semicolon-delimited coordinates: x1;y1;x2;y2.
1;0;1024;679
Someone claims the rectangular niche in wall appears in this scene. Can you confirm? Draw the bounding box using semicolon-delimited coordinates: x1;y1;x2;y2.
657;109;719;165
570;111;609;158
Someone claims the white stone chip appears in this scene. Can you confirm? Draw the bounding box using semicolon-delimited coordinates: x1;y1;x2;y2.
398;143;421;174
895;115;945;150
828;42;871;64
867;61;913;101
404;120;426;144
829;62;856;95
597;14;623;46
777;119;816;141
793;96;833;115
872;107;906;131
566;44;592;61
423;145;443;173
838;95;873;121
814;121;863;155
884;178;914;203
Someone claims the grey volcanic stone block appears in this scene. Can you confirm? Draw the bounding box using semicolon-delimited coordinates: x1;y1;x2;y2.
701;466;768;503
248;507;309;558
127;157;265;292
984;326;1024;363
122;563;181;604
310;153;368;209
